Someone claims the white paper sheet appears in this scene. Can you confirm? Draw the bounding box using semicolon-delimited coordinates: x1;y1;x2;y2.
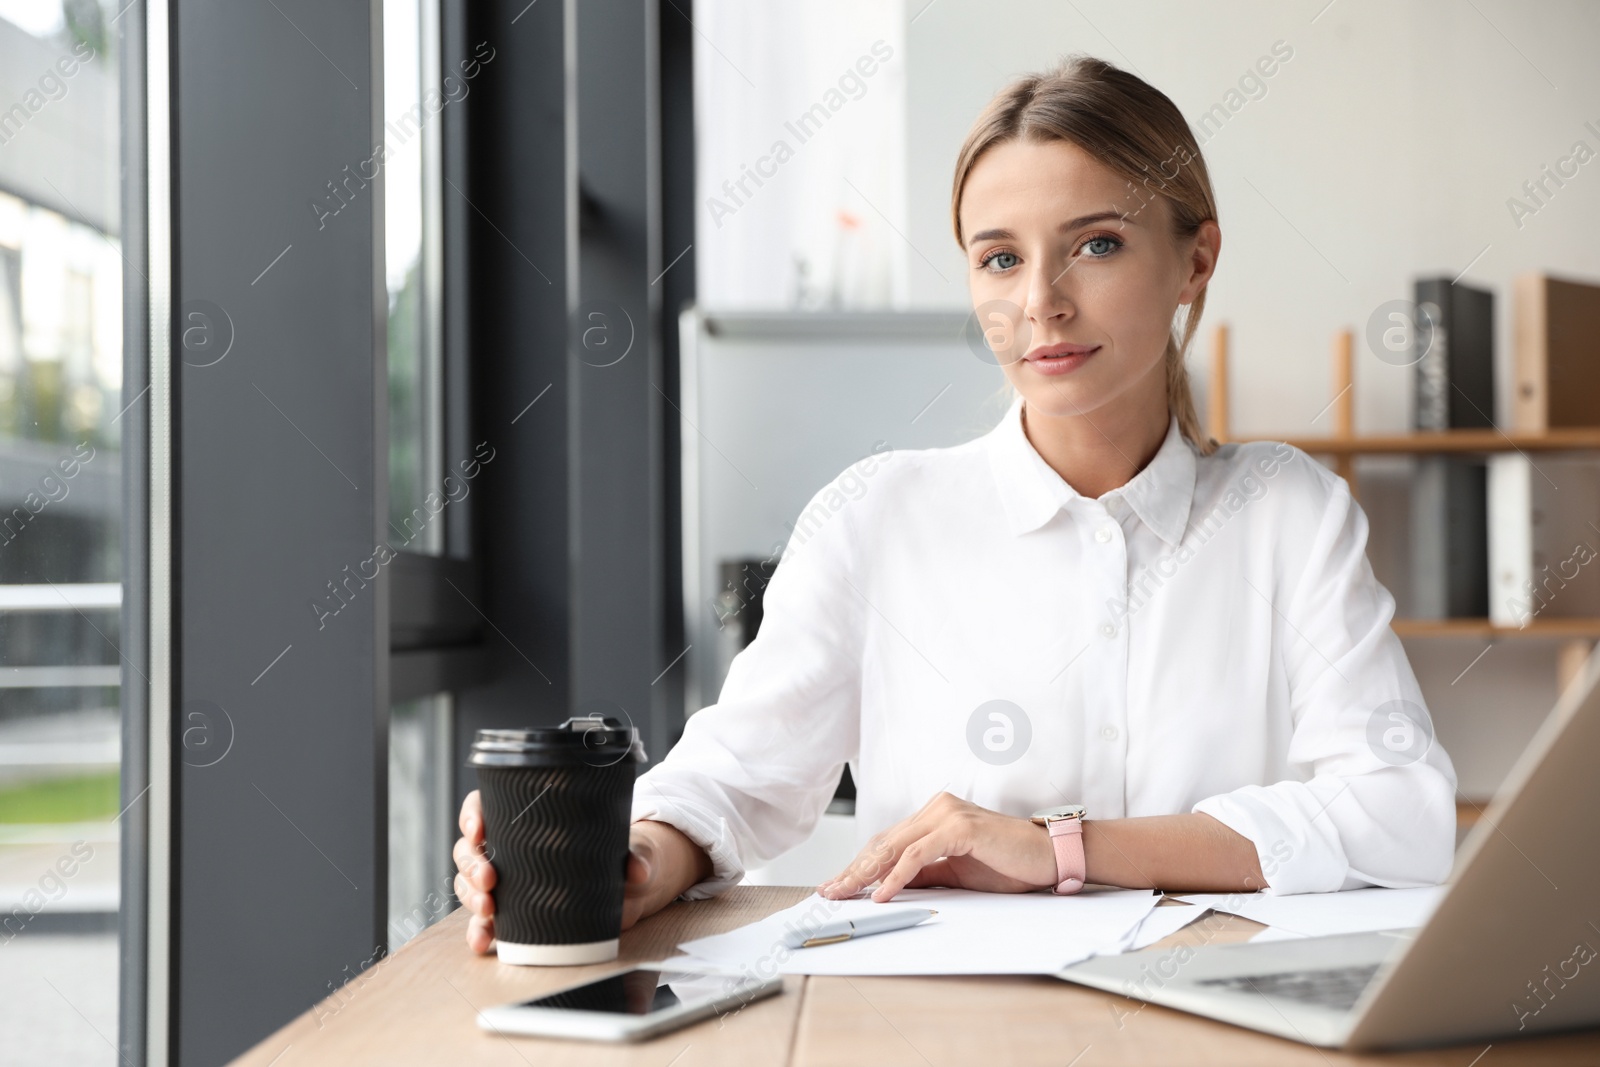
675;886;1161;975
1171;886;1445;938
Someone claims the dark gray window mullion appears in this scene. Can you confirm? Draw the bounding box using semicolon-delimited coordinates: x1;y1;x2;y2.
656;0;695;752
441;0;472;561
171;1;386;1061
453;0;573;805
572;0;668;763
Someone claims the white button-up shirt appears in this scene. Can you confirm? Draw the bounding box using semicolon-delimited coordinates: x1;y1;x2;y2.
633;395;1458;898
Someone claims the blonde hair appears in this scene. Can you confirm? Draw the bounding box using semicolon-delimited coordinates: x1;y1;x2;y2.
951;54;1220;455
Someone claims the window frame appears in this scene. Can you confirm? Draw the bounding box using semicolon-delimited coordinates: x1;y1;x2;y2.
120;0;688;1059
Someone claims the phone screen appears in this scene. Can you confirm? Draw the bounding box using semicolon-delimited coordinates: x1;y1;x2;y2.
515;969;713;1017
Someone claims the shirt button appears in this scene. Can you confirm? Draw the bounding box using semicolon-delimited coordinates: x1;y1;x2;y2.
1095;527;1113;543
1101;724;1119;741
1100;622;1116;637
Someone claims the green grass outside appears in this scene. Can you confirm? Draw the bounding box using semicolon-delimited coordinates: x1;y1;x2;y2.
0;771;120;823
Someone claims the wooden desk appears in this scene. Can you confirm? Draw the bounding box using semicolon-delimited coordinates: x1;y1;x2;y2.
233;887;1600;1066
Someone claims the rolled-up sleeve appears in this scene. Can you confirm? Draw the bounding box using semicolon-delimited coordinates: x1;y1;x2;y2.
1192;463;1458;894
631;478;866;899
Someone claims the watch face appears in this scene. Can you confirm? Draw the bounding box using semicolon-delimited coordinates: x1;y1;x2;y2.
1029;804;1086;824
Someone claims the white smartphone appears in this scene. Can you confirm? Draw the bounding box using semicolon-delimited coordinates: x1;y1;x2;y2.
475;965;783;1042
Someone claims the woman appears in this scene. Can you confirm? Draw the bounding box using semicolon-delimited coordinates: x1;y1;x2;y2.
453;55;1456;954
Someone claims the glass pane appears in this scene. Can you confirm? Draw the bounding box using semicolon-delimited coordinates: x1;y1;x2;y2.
384;0;444;555
387;693;454;951
0;1;124;1062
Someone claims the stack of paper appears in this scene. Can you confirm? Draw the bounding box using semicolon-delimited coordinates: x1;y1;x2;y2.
647;886;1447;978
669;886;1162;976
1119;901;1214;951
1171;886;1445;942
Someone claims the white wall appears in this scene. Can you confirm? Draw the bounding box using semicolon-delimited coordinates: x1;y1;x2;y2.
694;0;907;309
901;0;1600;437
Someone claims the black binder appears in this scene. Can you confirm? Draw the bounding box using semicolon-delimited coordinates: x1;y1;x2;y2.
1411;278;1493;618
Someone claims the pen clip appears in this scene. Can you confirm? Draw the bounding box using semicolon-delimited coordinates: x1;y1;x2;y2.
799;932;853;948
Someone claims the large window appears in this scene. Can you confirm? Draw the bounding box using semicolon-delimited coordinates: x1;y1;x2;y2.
0;1;125;1062
385;0;444;556
387;693;453;952
383;0;460;955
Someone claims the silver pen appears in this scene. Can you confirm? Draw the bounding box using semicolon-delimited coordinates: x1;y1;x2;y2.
782;908;939;949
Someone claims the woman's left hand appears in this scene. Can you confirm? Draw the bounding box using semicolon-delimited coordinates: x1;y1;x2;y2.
817;791;1060;903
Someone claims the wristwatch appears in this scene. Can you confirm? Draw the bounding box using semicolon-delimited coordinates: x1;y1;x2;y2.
1029;804;1087;895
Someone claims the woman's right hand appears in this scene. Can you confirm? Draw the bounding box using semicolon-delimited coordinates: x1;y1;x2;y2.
454;791;712;955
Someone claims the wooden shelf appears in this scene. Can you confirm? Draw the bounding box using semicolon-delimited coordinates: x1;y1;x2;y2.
1392;617;1600;640
1205;324;1600;461
1207;324;1600;694
1229;427;1600;455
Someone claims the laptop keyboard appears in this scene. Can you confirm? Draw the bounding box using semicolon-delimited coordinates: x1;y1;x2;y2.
1196;963;1381;1012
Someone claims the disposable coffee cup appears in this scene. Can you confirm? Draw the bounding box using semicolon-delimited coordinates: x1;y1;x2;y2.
468;715;646;965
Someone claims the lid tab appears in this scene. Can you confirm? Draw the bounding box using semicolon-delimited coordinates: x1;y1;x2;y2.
467;715;647;766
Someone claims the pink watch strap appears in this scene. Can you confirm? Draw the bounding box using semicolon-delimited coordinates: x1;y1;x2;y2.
1047;818;1086;895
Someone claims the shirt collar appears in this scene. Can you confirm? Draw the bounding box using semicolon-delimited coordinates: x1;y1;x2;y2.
984;393;1196;548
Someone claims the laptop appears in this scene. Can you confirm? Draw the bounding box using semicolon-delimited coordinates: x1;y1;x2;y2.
1055;641;1600;1051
